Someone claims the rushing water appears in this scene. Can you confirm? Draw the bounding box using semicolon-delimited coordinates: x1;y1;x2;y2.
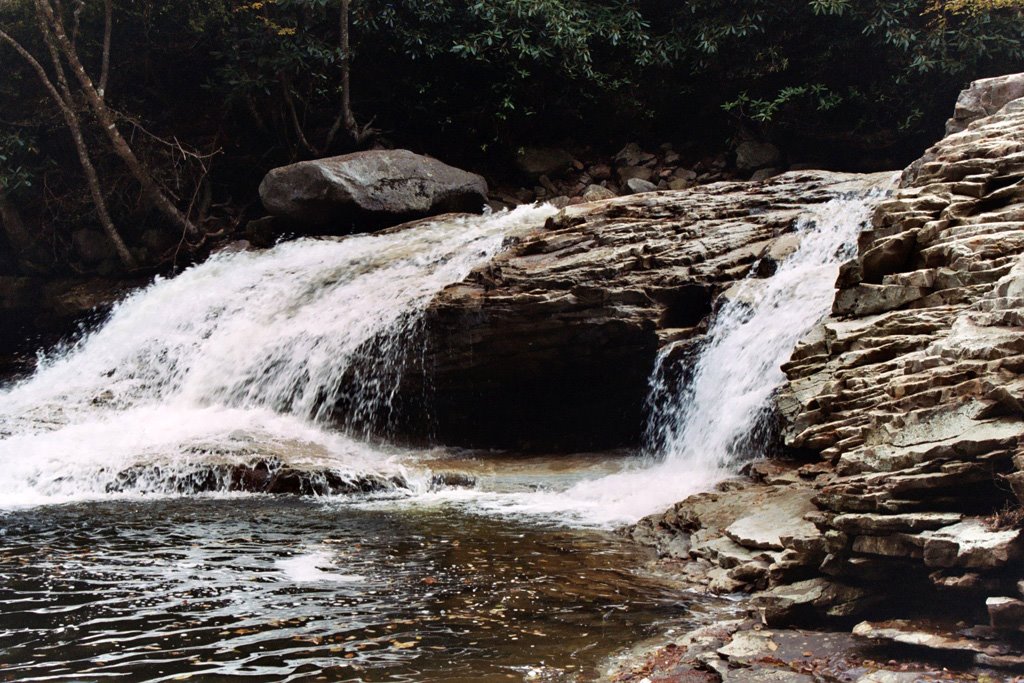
0;205;556;506
0;194;882;680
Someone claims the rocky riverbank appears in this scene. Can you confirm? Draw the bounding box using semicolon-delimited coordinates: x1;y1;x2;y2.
611;73;1024;679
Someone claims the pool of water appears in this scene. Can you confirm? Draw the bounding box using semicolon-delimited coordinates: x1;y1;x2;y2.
0;496;698;682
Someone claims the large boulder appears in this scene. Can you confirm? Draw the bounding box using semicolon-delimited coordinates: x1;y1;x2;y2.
258;149;488;231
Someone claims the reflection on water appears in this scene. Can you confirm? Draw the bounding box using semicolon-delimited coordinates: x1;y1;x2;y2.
0;497;696;682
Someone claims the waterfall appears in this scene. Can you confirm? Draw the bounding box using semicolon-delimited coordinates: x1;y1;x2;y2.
644;194;877;470
0;205;556;505
484;193;882;526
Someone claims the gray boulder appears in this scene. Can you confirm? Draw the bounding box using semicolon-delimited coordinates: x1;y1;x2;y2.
258;149;488;231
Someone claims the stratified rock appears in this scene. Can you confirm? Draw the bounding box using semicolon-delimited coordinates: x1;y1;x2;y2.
416;171;888;450
259;149;488;230
771;75;1024;642
725;491;820;551
753;578;879;625
946;72;1024;135
852;619;1019;667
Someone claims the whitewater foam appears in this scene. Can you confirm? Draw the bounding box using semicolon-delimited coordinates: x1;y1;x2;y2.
0;205;556;506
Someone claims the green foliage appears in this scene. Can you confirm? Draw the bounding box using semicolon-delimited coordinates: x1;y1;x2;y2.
0;0;1023;261
0;133;39;194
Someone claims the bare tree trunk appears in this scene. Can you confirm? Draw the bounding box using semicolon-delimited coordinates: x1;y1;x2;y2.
324;0;364;149
340;0;356;136
98;0;111;98
0;27;136;269
33;0;197;236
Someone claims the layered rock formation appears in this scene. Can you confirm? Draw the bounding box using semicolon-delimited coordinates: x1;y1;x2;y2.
415;171;887;450
779;82;1024;626
633;75;1024;669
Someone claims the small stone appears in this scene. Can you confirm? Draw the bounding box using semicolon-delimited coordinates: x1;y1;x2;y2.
614;142;655;166
618;166;655;183
987;596;1024;631
514;147;575;179
581;184;617;202
625;178;657;194
736;141;781;171
716;630;779;663
750;167;782;182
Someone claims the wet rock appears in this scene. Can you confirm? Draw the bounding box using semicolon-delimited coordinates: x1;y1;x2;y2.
105;459;407;496
259;149;488;230
245;215;280;247
429;471;477;489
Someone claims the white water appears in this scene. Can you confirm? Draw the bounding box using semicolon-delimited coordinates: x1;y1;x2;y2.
0;193;878;526
446;194;880;526
0;205;557;506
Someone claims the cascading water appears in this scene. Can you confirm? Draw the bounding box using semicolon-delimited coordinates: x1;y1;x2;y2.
477;192;884;525
644;194;878;471
0;204;557;506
